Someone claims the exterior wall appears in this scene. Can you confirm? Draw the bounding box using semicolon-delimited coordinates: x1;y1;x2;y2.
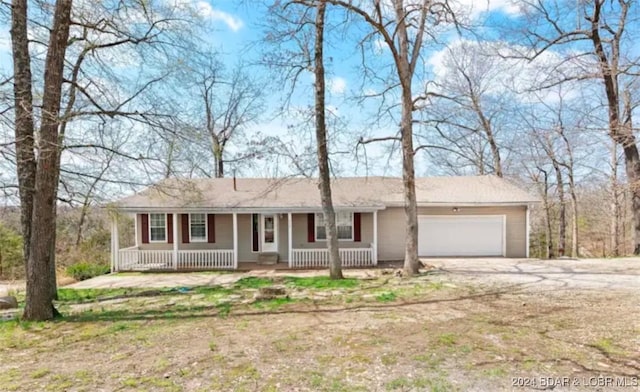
237;214;258;262
291;213;373;249
377;206;527;260
137;213;233;251
135;212;373;260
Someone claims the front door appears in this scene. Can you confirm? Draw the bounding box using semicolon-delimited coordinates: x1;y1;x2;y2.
261;214;278;253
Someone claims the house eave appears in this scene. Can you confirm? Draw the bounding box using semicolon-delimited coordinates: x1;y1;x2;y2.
111;205;387;214
410;201;540;207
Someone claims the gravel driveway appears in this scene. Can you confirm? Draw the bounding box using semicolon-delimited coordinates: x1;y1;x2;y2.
427;257;640;291
62;257;640;292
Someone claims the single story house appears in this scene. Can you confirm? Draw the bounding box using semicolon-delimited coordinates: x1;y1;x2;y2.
109;175;538;271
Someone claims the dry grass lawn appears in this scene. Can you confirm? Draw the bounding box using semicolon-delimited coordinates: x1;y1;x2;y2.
1;272;639;391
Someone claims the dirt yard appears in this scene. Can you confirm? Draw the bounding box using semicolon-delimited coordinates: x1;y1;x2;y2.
1;259;639;391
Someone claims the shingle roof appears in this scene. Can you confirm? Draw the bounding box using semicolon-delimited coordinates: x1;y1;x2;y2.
113;175;538;211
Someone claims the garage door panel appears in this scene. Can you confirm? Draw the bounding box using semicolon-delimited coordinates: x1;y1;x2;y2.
418;215;504;257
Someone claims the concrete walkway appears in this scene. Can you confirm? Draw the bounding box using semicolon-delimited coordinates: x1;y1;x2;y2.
64;257;640;291
66;269;379;289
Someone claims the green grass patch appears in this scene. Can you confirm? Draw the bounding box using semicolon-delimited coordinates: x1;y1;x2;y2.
30;368;50;379
57;288;141;302
483;367;507;378
437;333;457;346
592;337;618;354
284;276;359;289
386;377;411;390
376;292;397;302
66;262;110;281
192;285;234;297
216;302;232;317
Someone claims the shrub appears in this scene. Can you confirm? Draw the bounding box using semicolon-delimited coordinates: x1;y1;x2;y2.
0;224;24;280
66;262;110;281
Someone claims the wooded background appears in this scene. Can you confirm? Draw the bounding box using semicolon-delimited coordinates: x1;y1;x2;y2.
1;0;638;283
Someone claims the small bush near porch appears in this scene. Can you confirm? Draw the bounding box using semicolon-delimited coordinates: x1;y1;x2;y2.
1;271;637;391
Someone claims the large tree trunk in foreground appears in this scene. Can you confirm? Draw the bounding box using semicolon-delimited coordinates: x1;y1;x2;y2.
394;0;420;275
22;0;73;321
313;1;342;279
10;0;36;274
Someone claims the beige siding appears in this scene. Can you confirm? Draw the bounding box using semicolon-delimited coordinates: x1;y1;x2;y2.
132;211;373;255
278;214;289;262
378;206;527;260
291;213;373;249
137;213;234;251
237;214;258;262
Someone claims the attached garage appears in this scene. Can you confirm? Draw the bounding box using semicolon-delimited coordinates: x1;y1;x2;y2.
418;215;506;257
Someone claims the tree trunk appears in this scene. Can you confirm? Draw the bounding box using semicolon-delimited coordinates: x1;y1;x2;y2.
23;0;73;321
539;169;554;259
394;0;420;276
313;0;342;279
472;95;502;177
569;185;578;258
552;161;566;256
211;137;224;178
610;143;620;256
10;0;37;273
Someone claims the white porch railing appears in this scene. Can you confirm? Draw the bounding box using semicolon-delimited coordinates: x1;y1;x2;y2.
178;250;234;269
116;248;234;271
290;245;374;268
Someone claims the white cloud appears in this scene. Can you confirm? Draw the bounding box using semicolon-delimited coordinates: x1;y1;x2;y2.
328;76;347;94
168;0;244;31
453;0;523;18
195;1;244;32
426;39;585;104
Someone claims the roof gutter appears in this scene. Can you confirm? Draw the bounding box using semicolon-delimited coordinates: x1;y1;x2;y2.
110;206;387;214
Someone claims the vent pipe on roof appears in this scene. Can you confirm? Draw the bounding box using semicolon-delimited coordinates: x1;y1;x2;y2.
233;172;237;191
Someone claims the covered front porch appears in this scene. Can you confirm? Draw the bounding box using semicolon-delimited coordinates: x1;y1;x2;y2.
110;210;379;271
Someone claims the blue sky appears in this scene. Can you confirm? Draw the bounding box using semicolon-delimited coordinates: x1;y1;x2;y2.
0;0;538;179
1;0;628;182
193;0;531;176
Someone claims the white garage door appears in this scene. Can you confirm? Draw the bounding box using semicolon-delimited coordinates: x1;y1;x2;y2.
418;215;505;257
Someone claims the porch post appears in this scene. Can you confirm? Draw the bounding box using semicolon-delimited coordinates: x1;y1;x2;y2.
233;212;238;269
134;213;139;247
173;212;179;270
288;212;293;268
525;205;530;258
111;215;119;272
372;210;378;265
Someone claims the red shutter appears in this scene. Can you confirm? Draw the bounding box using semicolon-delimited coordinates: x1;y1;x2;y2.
307;213;315;243
252;214;259;252
141;214;149;244
181;214;189;243
354;213;361;242
207;214;216;243
167;214;173;244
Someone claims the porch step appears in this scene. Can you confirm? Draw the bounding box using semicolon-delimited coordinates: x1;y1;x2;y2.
257;252;279;265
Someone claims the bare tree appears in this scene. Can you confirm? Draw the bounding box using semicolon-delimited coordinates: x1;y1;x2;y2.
327;0;458;275
180;55;264;178
421;41;508;177
11;0;74;320
312;0;342;279
518;0;640;253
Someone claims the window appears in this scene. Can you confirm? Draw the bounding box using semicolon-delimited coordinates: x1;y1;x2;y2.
190;213;207;242
149;213;166;242
316;212;353;241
